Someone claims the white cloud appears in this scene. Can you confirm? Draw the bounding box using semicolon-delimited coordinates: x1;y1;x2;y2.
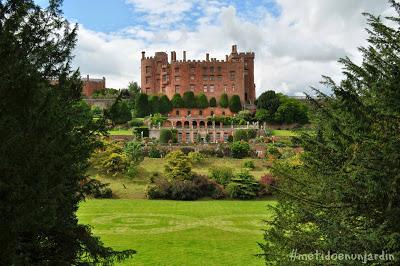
71;0;393;95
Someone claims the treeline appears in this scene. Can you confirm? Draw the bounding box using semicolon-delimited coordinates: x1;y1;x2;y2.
255;90;308;124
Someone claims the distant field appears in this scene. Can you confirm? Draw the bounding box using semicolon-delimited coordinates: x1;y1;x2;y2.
78;199;275;266
89;157;271;199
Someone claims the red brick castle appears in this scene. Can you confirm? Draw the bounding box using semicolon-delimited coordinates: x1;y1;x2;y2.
140;45;256;106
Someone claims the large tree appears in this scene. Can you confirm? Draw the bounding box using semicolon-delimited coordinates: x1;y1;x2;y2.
0;1;134;264
134;92;150;117
219;93;229;108
261;3;400;265
229;95;242;113
196;93;209;109
159;94;172;114
172;93;184;108
183;91;196;108
256;90;280;113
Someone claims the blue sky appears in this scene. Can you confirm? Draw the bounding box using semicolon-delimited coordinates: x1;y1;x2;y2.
34;0;391;95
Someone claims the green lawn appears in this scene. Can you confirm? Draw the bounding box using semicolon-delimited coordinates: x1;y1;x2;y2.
109;129;133;136
78;199;274;266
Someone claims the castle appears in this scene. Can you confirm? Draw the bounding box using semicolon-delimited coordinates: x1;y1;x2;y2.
140;45;256;106
141;45;259;143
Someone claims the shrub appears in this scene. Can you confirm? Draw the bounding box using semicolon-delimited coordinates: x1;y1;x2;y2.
229;95;242;113
180;146;195;155
150;113;167;126
129;118;144;127
219;93;229;108
188;151;205;164
106;101;132;125
124;140;144;164
196;93;209;109
226;171;259;199
148;146;162;158
91;105;103;117
247;129;257;139
172;93;184;108
148;95;159;114
237;110;253;121
230;141;250;158
134;93;150;117
267;146;281;158
243;160;255;170
258;173;277;196
81;178;113;198
183;91;196;108
209;97;217;107
133;126;149;138
159;129;174;144
208;166;234;186
159;95;173;114
90;140;129;175
233;129;248;141
164;150;192;181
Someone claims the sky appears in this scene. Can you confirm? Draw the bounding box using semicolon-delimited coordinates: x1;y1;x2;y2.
34;0;394;96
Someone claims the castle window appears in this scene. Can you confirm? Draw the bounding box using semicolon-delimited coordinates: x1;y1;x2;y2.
175;76;180;82
232;84;235;91
244;70;248;75
230;71;235;80
203;75;208;81
224;85;227;92
203;84;208;93
210;66;214;73
162;86;166;93
162;75;169;82
244;62;248;68
176;110;180;115
209;85;215;92
202;66;207;73
210;75;214;81
217;75;222;81
199;110;203;116
190;75;195;80
217;66;222;72
146;66;151;74
175;85;180;93
175;67;180;73
190;84;195;91
190;66;196;73
145;77;151;84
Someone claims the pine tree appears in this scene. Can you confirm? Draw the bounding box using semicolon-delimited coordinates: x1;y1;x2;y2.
149;95;159;114
196;93;209;109
209;97;217;107
183;91;196;108
261;2;400;265
172;93;184;108
0;1;135;264
159;95;172;114
229;95;242;113
134;93;150;117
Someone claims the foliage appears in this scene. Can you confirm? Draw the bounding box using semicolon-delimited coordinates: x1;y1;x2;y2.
91;88;119;99
129;118;144;127
134;93;150;117
233;129;257;142
266;146;281;159
146;175;224;200
91;105;103;117
196;93;209;109
208;166;234;186
148;95;159;114
0;1;134;264
226;171;259;200
150;113;167;126
147;146;162;158
81;178;113;198
230;141;251;158
261;4;400;265
274;96;308;124
91;140;129;175
219;93;229;108
229;95;242;113
257;90;280;113
237;110;253;121
171;93;185;108
255;108;273;123
164;150;192;181
159;95;173;114
209;97;217;107
133;126;149;138
183;91;196;108
258;173;277;196
124;140;144;164
188;151;205;164
105;100;132;125
159;129;177;144
242;160;255;170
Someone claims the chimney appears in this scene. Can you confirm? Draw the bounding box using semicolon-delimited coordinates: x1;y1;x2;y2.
232;44;237;54
87;75;89;81
141;51;145;59
206;53;209;61
171;51;174;62
173;51;176;61
225;55;228;61
183;51;186;61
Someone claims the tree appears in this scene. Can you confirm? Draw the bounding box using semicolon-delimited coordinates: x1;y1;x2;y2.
229;95;242;113
196;93;209;109
273;96;308;124
172;93;184;108
148;95;159;114
105;100;132;125
183;91;196;108
255;108;273;123
164;150;192;181
261;3;400;265
127;81;141;109
219;93;229;108
230;141;250;158
209;97;217;107
159;95;172;114
0;1;135;264
257;90;280;113
134;93;150;117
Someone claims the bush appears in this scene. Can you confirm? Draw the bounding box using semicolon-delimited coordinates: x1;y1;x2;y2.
258;173;277;196
180;146;195;155
171;93;184;108
146;175;224;200
124;140;144;164
129;118;144;127
164;150;192;181
226;171;259;199
159;95;173;114
81;178;113;198
229;95;242;113
267;146;281;158
183;91;196;108
247;129;257;139
219;93;229;108
91;105;103;117
159;129;173;144
150;113;167;126
196;93;209;109
106;101;132;125
133;126;149;138
237;110;253;121
243;160;255;170
135;93;150;117
209;97;217;107
230;141;250;159
233;129;248;141
148;146;162;158
148;95;159;114
208;166;234;186
188;151;205;164
90;140;129;175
